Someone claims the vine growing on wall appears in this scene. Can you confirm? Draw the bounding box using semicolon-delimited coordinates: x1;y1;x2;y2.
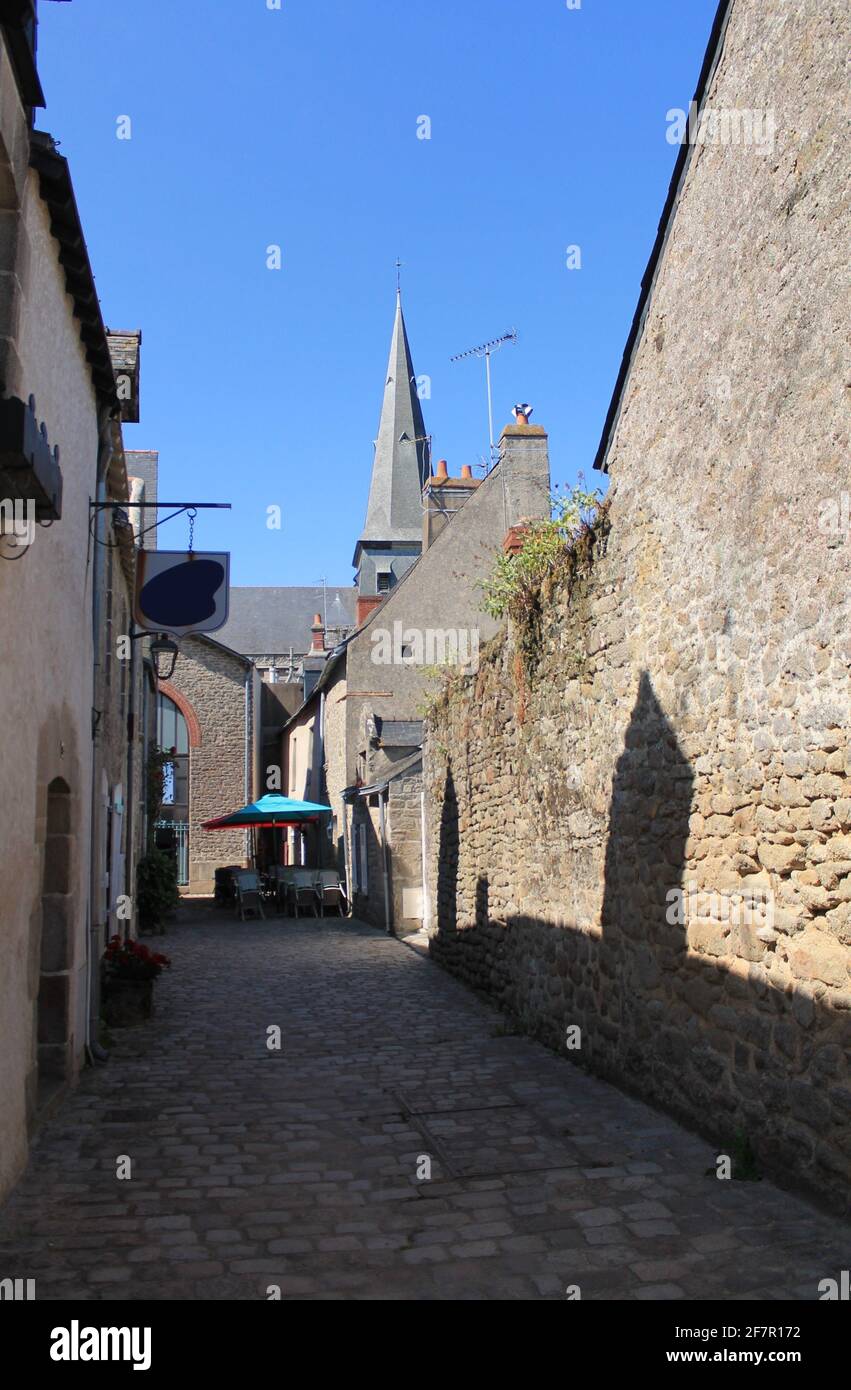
478;480;606;624
416;661;465;740
476;479;609;716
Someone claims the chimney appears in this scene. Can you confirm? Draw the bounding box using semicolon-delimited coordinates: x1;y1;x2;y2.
356;594;385;627
422;460;482;552
106;329;142;424
310;613;325;653
498;403;550;547
503;523;532;556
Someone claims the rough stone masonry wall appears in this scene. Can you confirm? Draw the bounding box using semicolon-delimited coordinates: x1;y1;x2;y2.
172;638;252;890
320;669;348;878
387;765;424;935
349;798;387;930
424;0;850;1212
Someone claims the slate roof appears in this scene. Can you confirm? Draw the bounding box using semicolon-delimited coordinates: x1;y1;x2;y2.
29;132;116;404
215;586;357;658
345;747;423;798
353;294;430;563
375;718;422;748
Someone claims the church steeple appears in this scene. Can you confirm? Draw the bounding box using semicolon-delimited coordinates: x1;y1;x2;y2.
353;294;430;586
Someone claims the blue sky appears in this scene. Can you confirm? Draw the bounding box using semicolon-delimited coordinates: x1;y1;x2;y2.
37;0;718;586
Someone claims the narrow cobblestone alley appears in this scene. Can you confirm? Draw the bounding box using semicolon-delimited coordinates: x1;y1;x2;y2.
0;906;846;1301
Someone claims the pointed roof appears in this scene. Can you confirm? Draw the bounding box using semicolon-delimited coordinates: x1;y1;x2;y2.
353;293;430;565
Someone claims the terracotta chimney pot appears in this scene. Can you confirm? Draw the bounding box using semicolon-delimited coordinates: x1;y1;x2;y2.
503;523;531;555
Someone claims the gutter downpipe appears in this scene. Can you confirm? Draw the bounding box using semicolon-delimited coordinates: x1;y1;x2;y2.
313;689;326;865
244;669;250;865
420;788;430;936
125;619;137;924
378;787;391;935
342;798;353;915
86;411;114;1065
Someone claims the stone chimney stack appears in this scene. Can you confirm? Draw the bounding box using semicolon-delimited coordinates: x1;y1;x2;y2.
310;612;325;654
356;594;385;628
106;329;142;424
422;460;481;552
498;404;550;540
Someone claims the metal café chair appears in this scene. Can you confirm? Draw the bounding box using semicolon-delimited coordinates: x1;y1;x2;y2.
314;869;347;918
267;865;297;915
214;865;240;909
287;868;319;918
234;870;266;921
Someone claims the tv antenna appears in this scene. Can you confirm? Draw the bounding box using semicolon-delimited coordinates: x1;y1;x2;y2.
450;329;517;471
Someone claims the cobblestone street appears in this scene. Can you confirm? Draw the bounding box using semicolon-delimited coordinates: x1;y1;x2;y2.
0;905;846;1301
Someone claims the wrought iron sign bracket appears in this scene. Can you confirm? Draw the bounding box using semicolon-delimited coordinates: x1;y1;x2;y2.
89;500;231;547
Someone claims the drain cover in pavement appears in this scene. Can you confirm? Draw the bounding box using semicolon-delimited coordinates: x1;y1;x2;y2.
418;1105;577;1178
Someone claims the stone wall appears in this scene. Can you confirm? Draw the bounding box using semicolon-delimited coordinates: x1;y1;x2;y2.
341;426;551;929
344;425;551;785
321;665;349;879
0;147;100;1197
347;762;423;934
385;763;424;934
170;638;254;891
349;799;385;930
424;0;850;1212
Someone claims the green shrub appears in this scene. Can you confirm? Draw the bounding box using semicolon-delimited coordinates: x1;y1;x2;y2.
136;848;179;931
732;1129;761;1181
478;480;605;624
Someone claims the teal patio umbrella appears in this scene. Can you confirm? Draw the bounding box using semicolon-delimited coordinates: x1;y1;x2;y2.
202;794;331;873
201;794;331;830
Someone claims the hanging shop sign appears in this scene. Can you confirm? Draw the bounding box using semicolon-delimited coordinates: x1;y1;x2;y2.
134;550;230;638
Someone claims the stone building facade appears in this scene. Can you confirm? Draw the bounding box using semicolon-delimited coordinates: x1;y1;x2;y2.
0;8;148;1204
423;0;850;1211
344;420;551;933
161;636;261;893
279;633;346;871
277;300;550;932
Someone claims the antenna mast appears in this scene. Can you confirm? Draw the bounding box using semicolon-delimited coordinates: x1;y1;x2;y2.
450;329;517;471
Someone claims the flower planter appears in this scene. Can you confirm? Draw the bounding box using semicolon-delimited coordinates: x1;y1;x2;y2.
102;976;154;1027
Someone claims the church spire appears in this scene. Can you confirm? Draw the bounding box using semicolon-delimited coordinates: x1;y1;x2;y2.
353;295;430;573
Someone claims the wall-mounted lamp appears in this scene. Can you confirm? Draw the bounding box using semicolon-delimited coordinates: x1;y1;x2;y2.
150;633;179;682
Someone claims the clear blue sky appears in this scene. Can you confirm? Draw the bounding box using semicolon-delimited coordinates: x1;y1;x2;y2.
37;0;718;586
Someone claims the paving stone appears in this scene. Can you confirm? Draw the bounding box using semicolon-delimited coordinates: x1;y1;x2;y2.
0;907;845;1301
88;1266;133;1283
575;1207;621;1228
627;1221;680;1238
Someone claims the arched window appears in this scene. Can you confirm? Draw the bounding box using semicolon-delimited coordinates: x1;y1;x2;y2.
156;691;189;757
156;692;189;816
